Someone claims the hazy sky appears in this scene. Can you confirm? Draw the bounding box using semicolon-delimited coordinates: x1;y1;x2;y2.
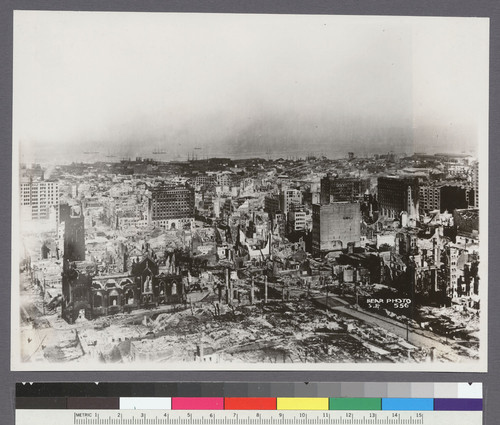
13;12;489;162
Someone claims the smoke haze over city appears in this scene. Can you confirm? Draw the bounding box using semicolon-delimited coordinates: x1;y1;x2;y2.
13;13;488;164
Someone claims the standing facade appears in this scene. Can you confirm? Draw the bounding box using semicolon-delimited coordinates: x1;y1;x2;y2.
148;185;195;229
377;176;419;220
20;177;59;222
320;175;368;204
312;202;361;254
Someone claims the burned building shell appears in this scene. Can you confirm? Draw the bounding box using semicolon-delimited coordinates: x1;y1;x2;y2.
61;256;184;323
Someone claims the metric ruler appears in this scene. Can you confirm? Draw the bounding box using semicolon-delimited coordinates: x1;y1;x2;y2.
16;382;483;425
16;410;482;425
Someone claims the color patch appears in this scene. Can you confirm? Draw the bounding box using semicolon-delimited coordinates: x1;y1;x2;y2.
434;398;483;411
457;383;482;399
171;397;224;410
330;398;381;410
382;398;433;411
363;383;388;398
434;383;457;399
119;397;171;410
387;383;411;398
410;383;434;398
16;397;67;410
340;383;364;398
67;397;120;410
224;398;276;410
277;398;329;410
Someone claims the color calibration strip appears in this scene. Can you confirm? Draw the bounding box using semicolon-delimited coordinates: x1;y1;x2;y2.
16;396;483;411
16;382;482;412
124;396;483;411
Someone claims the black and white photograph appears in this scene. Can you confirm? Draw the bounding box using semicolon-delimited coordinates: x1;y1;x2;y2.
11;11;488;371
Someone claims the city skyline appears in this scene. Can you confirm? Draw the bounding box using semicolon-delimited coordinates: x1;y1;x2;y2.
13;153;486;371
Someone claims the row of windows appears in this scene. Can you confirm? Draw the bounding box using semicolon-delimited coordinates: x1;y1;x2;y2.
153;211;192;215
154;194;191;199
152;200;193;204
20;186;58;191
153;207;192;210
152;203;191;208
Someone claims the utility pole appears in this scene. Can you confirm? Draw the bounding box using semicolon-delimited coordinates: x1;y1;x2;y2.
42;273;46;315
264;275;268;303
325;276;329;310
250;276;254;304
228;268;233;307
225;267;230;305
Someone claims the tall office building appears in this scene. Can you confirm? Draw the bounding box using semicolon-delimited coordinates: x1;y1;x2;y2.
419;184;468;214
20;178;59;221
264;195;280;215
312;202;361;254
148;185;195;229
320;174;368;204
377;176;419;220
287;204;307;233
279;188;302;215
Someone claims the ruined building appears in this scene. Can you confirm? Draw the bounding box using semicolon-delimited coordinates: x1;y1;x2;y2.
62;204;85;262
377;176;419;221
61;204;185;323
320;175;369;204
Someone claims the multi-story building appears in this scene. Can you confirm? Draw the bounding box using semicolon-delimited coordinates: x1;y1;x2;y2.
454;208;479;248
61;204;85;262
287;204;307;233
271;211;287;238
215;172;232;187
320;175;369;204
449;244;464;298
312;202;361;254
471;162;479;208
449;243;479;299
194;173;215;188
377;176;419;220
148;184;195;229
20;177;59;222
264;195;280;215
419;184;468;214
279;188;302;215
418;185;440;213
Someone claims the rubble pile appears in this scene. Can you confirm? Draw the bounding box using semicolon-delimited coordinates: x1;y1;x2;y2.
419;304;480;343
75;299;437;364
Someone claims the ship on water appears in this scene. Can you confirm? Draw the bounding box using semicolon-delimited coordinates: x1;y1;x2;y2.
153;147;167;154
